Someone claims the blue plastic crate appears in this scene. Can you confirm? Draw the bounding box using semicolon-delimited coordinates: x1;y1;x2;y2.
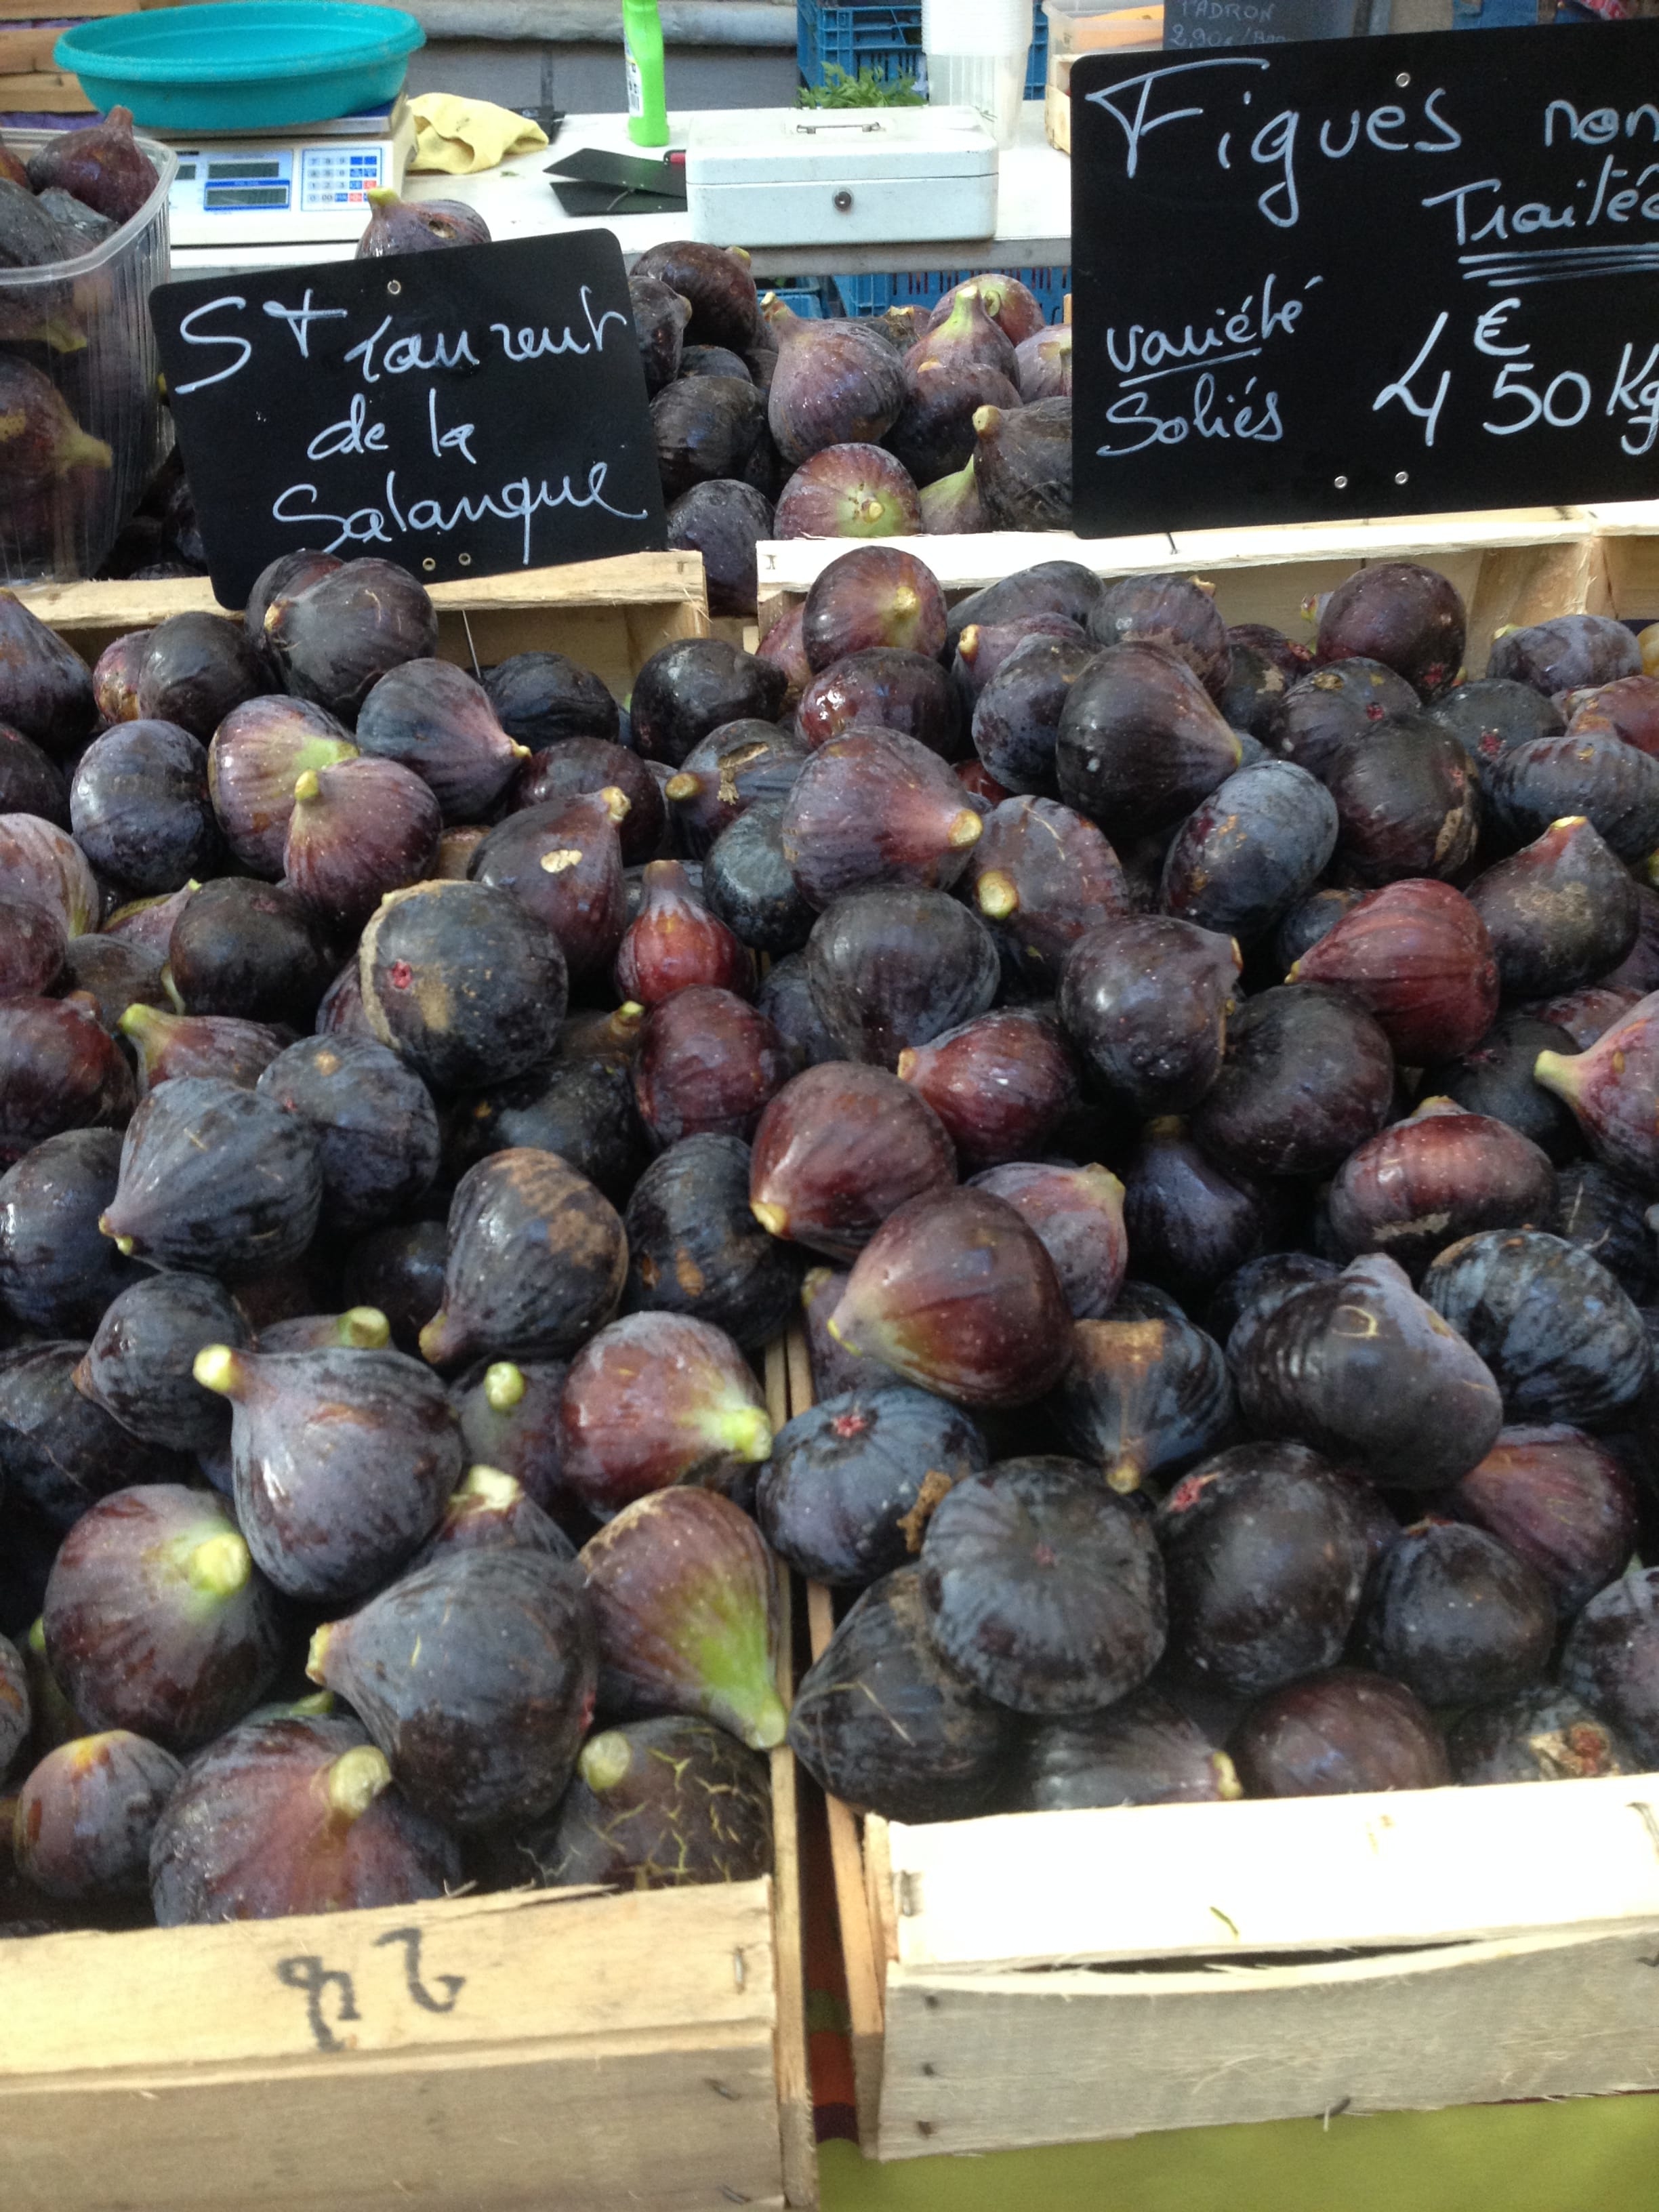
830;264;1071;325
798;0;1046;100
766;278;832;317
1025;7;1048;100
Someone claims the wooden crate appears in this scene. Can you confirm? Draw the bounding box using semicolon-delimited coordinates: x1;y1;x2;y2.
0;0;178;112
784;1338;1659;2166
17;550;712;701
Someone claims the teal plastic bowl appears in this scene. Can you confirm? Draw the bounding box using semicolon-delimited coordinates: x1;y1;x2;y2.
54;3;425;132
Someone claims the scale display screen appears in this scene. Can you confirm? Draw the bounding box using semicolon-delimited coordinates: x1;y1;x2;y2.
167;140;392;222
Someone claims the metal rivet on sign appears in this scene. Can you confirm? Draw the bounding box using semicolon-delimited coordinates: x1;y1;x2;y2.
1395;70;1410;86
1334;475;1349;489
1395;471;1410;485
387;279;402;295
459;552;472;566
422;557;436;571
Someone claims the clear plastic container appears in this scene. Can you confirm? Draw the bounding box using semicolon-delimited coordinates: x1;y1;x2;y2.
0;129;178;587
923;0;1031;146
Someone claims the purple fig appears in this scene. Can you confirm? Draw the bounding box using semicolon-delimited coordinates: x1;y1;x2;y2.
1565;672;1659;757
972;400;1072;530
1447;1425;1638;1618
969;1160;1128;1321
907;283;1017;380
256;1308;391;1354
1317;561;1467;697
135;615;268;743
450;1361;572;1520
1013;323;1073;401
1469;815;1639;1001
559;1312;771;1517
207;695;356;877
630;638;787;768
0;894;64;1000
26;105;154;222
966;795;1130;991
804;883;998;1069
0;1128;140;1334
264;558;439;723
666;478;773;618
99;1076;321;1276
0;592;97;753
800;546;947;672
897;1007;1077;1169
515;734;662;863
12;1731;183;1899
1089;574;1230;699
1561;1568;1659;1763
919;455;986;533
0;359;110;497
623;1132;803;1353
1528;983;1641;1048
798;649;962;762
632;983;791;1145
1448;1687;1633;1785
1234;1668;1451;1795
616;857;752;1004
1048;1291;1234;1494
59;934;167;1033
1160;759;1338;943
1535;990;1659;1189
1488;614;1641;697
886;361;1021;488
486;647;620;753
757;602;813;709
410;1462;574;1568
283;757;441;930
1059;915;1241;1115
0;996;133;1166
1362;1517;1554;1706
651;374;764;501
1488;729;1659;863
70;720;222;893
354;659;527;823
635;241;762;352
0;724;70;825
0;812;97;935
74;1270;247;1451
360;879;567;1092
928;272;1046;345
342;1218;446;1354
244;550;342;640
1328;1105;1557;1276
1290;879;1498;1065
968;635;1096;797
767;316;907;466
1056;644;1242;840
1190;983;1394;1179
356;186;489;254
167;876;335;1028
0;1341;188;1532
1122;1120;1284;1304
1014;1687;1240;1811
749;1061;955;1259
117;1004;287;1096
666;720;808;857
782;729;981;908
255;1033;440;1231
1319;713;1480;885
774;443;921;538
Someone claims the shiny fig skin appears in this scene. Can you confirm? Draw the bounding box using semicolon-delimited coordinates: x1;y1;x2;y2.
12;1730;184;1899
450;1360;571;1519
264;558;440;724
43;1485;285;1752
0;813;98;937
74;1269;247;1451
970;634;1096;797
964;796;1130;996
972;399;1073;531
558;1311;770;1517
1489;614;1642;697
705;801;816;960
1122;1120;1283;1305
485;649;621;752
886;361;1021;487
804;885;1000;1069
773;443;922;540
1047;1292;1235;1494
118;1006;288;1098
581;1486;785;1749
1289;880;1498;1065
787;1565;1014;1822
1012;1687;1241;1812
100;1076;321;1277
1530;983;1643;1050
1602;881;1659;993
360;879;567;1094
1487;730;1659;864
758;1385;987;1587
1327;1107;1557;1277
651;375;766;503
968;1160;1128;1321
1189;984;1394;1179
1362;1518;1555;1706
1553;1160;1656;1300
1057;643;1242;841
635;241;760;352
342;1218;446;1354
134;615;270;745
309;1548;596;1830
928;272;1047;346
1421;1229;1651;1430
419;1149;627;1368
207;695;356;878
356;185;489;253
1439;1013;1582;1165
1271;660;1423;780
947;562;1104;656
1088;573;1230;698
749;1060;955;1260
897;1008;1078;1170
1560;1567;1659;1763
616;857;753;1004
623;1133;803;1351
1317;561;1467;697
1446;1424;1638;1619
69;720;222;895
1534;989;1659;1190
1059;915;1241;1116
256;1035;439;1231
1447;1687;1632;1785
827;1188;1072;1410
1238;1253;1504;1490
469;789;629;987
1211;1250;1339;1357
630;639;787;769
256;1309;392;1354
632;984;791;1146
755;947;840;1063
0;995;133;1166
0;592;97;754
0;1128;140;1334
919;1456;1166;1715
149;1713;459;1924
1467;816;1639;1000
283;756;442;931
1319;714;1479;885
665;720;807;859
168;877;335;1029
767;314;907;467
245;550;344;640
445;1029;647;1208
1565;672;1659;757
1160;760;1338;944
800;546;947;673
781;728;982;909
907;282;1017;382
61;936;168;1033
0;1342;189;1531
667;478;775;619
0;726;70;826
798;649;962;763
515;736;663;866
1425;676;1565;769
411;1462;575;1568
1233;1668;1452;1796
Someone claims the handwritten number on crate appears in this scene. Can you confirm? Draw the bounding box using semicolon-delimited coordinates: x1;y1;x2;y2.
275;1927;465;2052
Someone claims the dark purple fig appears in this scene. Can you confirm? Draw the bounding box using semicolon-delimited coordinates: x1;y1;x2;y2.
1447;1425;1637;1619
1488;614;1641;697
1528;983;1641;1049
664;719;805;859
1289;879;1498;1065
1362;1517;1554;1706
514;735;661;865
1219;636;1302;739
969;1160;1128;1321
0;813;97;935
1439;1012;1582;1164
468;787;629;985
559;1312;770;1517
581;1485;783;1747
1421;1228;1650;1429
1314;713;1479;884
257;1307;390;1354
0;996;132;1166
757;602;812;710
787;1563;1013;1820
919;455;986;534
283;757;441;931
43;1485;283;1751
630;638;786;769
804;884;999;1068
1013;323;1073;402
12;1729;182;1899
799;1264;864;1400
1160;760;1338;944
897;1007;1077;1169
1565;672;1659;757
651;375;764;502
168;877;334;1027
61;935;167;1032
1534;988;1659;1191
755;945;839;1061
25;104;152;221
0;1341;188;1530
0;725;68;825
798;651;962;766
630;272;693;392
360;878;567;1092
149;1711;459;1923
1487;730;1659;863
947;563;1105;657
623;1132;802;1351
1271;663;1414;781
906;282;1017;382
1602;882;1659;994
767;315;907;466
972;399;1072;530
1210;1251;1339;1354
1553;1160;1656;1298
1233;1667;1451;1795
801;546;947;673
615;856;752;1004
69;720;222;893
255;1034;439;1231
632;983;790;1146
1047;1292;1234;1494
749;1060;954;1259
635;241;761;352
1189;983;1393;1179
0;895;63;1000
263;558;439;724
956;614;1091;706
918;1456;1165;1714
970;632;1100;799
965;795;1130;994
413;1459;574;1571
486;1713;769;1891
704;802;815;960
1056;644;1242;842
447;1026;647;1206
244;550;342;640
1012;1687;1240;1811
134;615;267;744
0;1128;139;1334
1059;915;1240;1116
1561;1568;1659;1763
1328;1105;1557;1277
314;956;373;1038
666;478;773;618
117;1004;287;1097
485;649;620;753
207;695;356;878
99;1075;320;1277
774;443;921;539
355;186;489;253
1088;574;1229;699
419;1147;625;1369
74;1270;247;1451
354;659;525;823
1237;1252;1504;1490
0;362;110;501
1425;675;1564;770
828;1188;1071;1410
342;1218;445;1354
1122;1120;1282;1304
782;729;981;909
1448;1687;1632;1785
1316;562;1466;697
928;272;1046;346
888;357;1021;487
449;1360;571;1519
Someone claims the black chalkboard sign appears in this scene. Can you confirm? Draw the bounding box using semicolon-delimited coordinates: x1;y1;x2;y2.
1164;0;1366;52
150;230;667;609
1071;22;1659;535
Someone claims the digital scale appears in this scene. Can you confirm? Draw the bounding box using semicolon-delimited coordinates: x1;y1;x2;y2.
160;96;416;249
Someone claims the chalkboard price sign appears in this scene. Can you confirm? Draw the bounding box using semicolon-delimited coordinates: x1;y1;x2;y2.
150;230;668;608
1163;0;1367;53
1070;22;1659;535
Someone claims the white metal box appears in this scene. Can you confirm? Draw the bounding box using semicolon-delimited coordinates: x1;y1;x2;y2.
686;106;998;249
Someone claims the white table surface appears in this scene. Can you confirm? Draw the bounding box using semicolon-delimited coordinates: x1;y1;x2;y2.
165;101;1072;279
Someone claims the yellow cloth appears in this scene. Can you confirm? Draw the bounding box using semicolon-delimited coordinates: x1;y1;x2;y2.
407;94;549;175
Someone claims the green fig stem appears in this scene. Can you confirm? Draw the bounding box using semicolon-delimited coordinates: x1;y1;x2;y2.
117;1002;163;1043
484;1361;527;1412
293;768;322;804
457;1465;520;1509
1213;1752;1244;1801
577;1729;633;1795
665;773;699;804
752;1200;788;1237
161;962;185;1014
975;869;1019;920
192;1344;245;1398
305;1624;334;1685
417;1312;455;1366
1534;1048;1578;1103
62;427;112;474
326;1744;392;1822
26;1617;45;1658
745;1690;789;1753
896;1048;918;1082
289;1689;335;1719
948;810;983;851
366;186;401;210
336;1307;390;1349
716;1405;773;1465
1105;1458;1143;1496
187;1532;251;1599
596;784;631;823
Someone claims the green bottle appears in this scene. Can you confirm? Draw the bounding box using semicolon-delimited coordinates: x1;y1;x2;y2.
621;0;669;148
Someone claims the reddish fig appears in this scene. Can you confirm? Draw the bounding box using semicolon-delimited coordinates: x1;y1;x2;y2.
750;1061;954;1259
356;186;489;253
559;1313;771;1517
635;241;762;352
515;737;662;864
24;105;153;222
928;272;1046;345
450;1360;571;1519
1447;1425;1638;1618
0;895;64;1000
0;359;110;495
758;602;813;708
1317;561;1466;697
781;729;981;909
257;1308;390;1354
1234;1668;1451;1796
12;1731;183;1900
419;1149;626;1367
767;316;907;466
1013;324;1073;401
897;1007;1077;1168
0;813;97;935
0;996;132;1166
965;796;1130;992
1289;879;1498;1064
969;1160;1128;1320
1528;984;1641;1048
1328;1104;1557;1275
1565;672;1659;756
283;757;441;930
1535;990;1659;1189
615;857;752;1003
411;1463;574;1567
1048;1292;1234;1493
918;456;986;534
632;983;791;1145
469;787;628;985
800;546;947;672
117;1004;286;1097
207;695;356;877
774;443;921;539
797;649;962;762
1059;916;1241;1115
1057;644;1242;840
806;884;998;1069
